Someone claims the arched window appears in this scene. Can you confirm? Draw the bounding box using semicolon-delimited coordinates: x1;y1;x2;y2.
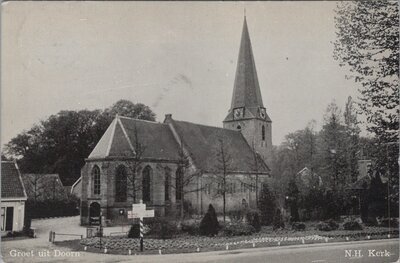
115;165;127;202
175;167;183;200
164;167;171;201
237;125;241;130
261;125;266;141
92;165;101;195
142;166;152;202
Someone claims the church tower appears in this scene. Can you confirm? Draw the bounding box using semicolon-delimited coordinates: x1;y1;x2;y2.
223;16;272;161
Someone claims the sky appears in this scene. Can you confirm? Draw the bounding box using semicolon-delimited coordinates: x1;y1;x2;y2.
1;1;364;146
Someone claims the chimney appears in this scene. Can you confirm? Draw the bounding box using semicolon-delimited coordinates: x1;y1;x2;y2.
164;114;172;123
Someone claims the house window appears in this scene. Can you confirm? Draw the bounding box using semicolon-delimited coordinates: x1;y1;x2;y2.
262;125;266;141
175;167;183;200
115;165;127;202
142;166;152;202
92;166;101;195
1;207;5;231
164;168;170;201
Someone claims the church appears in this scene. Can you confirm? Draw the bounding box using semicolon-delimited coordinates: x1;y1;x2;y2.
80;17;273;226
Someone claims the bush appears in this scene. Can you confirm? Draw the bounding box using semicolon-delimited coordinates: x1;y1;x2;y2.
273;209;285;230
292;222;306;231
181;221;200;235
379;218;399;228
222;223;256;236
316;220;339;231
326;219;339;230
200;204;220;236
343;221;363;230
246;210;261;232
228;210;243;222
128;224;140;238
147;218;177;239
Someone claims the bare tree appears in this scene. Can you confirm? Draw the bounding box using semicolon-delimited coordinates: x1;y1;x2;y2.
118;122;147;204
213;136;233;223
163;138;203;221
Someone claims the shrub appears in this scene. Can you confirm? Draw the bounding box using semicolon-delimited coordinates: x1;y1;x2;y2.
222;223;256;236
200;204;220;236
181;221;200;235
379;218;399;228
316;220;339;231
272;209;284;230
128;224;140;238
147;218;177;239
246;210;261;232
292;222;306;231
343;221;363;230
228;210;243;222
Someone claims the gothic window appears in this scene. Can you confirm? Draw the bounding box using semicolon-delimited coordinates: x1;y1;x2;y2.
175;167;183;200
164;167;171;201
262;125;266;141
142;166;152;202
92;165;101;195
115;165;127;202
237;125;241;130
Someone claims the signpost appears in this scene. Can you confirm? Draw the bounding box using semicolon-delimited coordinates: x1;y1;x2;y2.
129;200;155;252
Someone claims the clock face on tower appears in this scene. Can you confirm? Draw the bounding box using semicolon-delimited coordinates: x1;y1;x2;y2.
259;108;266;119
233;108;244;120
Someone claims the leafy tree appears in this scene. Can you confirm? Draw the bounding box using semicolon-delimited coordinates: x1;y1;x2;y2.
318;101;348;190
286;178;300;222
334;1;399;143
334;1;399;209
4;100;156;185
343;96;360;183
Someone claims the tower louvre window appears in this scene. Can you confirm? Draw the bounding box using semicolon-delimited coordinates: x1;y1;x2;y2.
262;125;265;141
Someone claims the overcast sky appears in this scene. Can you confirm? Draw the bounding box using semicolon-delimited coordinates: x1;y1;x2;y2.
1;1;363;146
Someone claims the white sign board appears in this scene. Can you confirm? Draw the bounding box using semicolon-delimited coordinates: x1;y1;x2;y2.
129;201;155;219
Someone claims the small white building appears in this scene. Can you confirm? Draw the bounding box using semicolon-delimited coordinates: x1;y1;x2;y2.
1;161;27;234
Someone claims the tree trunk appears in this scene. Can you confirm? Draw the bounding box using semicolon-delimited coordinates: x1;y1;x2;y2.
223;192;226;223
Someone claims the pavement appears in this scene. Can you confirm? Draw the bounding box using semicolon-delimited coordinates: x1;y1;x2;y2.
1;216;399;263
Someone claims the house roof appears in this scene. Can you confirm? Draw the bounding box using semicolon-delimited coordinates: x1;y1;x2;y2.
1;161;27;200
169;119;269;174
22;173;67;200
88;115;181;161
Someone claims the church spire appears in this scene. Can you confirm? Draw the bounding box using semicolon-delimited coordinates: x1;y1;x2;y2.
230;16;264;110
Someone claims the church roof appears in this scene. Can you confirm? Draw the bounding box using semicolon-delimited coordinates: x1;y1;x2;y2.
88;116;181;161
168;119;270;174
230;17;264;110
1;161;27;200
224;17;270;123
88;115;269;175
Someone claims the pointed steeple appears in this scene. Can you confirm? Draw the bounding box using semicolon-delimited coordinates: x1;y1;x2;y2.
230;16;264;110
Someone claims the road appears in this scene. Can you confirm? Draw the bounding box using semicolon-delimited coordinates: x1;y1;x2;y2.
2;237;398;263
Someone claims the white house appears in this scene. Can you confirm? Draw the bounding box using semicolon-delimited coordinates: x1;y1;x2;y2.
1;161;27;234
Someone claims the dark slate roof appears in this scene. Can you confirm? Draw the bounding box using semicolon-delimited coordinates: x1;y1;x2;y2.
229;17;263;110
88;116;181;161
170;119;269;174
1;161;27;199
224;17;271;123
22;174;67;200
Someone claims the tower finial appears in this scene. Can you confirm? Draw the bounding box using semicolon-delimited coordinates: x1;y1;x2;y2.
244;7;246;18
